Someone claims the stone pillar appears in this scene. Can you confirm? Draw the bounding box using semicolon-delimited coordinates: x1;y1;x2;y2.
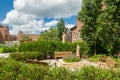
62;32;65;43
76;44;80;57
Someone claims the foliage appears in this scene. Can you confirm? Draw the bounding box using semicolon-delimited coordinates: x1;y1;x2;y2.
78;0;120;55
57;18;65;40
38;18;65;41
96;0;120;55
44;67;74;80
2;47;17;53
0;48;3;53
113;58;120;68
0;58;48;80
10;52;45;61
38;27;59;41
76;66;120;80
22;35;31;41
63;54;81;62
89;54;107;62
1;58;120;80
0;44;6;48
78;0;102;55
18;40;89;59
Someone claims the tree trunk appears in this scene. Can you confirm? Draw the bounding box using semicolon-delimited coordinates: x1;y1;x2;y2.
94;40;96;55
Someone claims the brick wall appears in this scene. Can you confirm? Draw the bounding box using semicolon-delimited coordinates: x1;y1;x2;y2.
18;31;39;42
71;20;83;42
0;25;9;43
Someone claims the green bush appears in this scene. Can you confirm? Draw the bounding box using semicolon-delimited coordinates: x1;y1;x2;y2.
44;67;74;80
2;47;17;53
10;52;45;61
63;54;81;62
1;58;120;80
18;40;89;58
0;48;3;53
89;54;107;62
76;66;116;80
0;44;6;48
0;58;48;80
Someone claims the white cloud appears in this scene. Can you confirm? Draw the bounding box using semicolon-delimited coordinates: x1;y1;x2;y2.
65;24;75;29
2;0;82;35
9;19;45;36
44;20;58;27
14;0;82;18
3;10;35;25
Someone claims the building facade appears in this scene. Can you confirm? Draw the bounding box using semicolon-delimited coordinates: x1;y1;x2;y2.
71;20;83;42
0;25;10;43
0;25;17;43
62;28;72;42
18;31;39;42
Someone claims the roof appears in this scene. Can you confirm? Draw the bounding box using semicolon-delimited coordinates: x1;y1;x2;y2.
70;25;77;30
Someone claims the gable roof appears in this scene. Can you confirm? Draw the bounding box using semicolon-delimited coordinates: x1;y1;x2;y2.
70;25;76;30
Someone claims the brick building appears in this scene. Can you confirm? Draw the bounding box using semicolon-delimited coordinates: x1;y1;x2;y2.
0;25;17;43
18;31;39;42
63;0;106;43
71;20;83;42
62;20;83;43
0;25;10;43
62;28;72;42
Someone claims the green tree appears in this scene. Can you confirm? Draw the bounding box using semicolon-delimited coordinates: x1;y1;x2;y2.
78;0;120;55
78;0;102;55
97;0;120;55
38;27;59;41
57;18;65;40
22;35;31;41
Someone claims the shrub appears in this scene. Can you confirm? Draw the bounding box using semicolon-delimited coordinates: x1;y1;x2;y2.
0;48;3;53
2;47;17;53
1;58;120;80
10;52;45;61
0;44;6;48
18;40;89;58
44;67;74;80
0;58;48;80
63;55;81;62
89;54;107;62
76;66;115;80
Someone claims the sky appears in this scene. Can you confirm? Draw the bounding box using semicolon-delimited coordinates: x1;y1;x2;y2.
0;0;82;36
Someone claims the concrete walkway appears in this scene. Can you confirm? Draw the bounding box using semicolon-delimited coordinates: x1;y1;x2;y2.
0;53;11;58
40;59;109;70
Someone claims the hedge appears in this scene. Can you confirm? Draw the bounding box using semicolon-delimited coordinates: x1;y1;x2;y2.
10;52;45;61
0;58;120;80
18;40;89;58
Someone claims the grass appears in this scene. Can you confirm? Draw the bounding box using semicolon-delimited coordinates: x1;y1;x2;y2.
89;54;107;62
63;55;81;62
0;48;3;53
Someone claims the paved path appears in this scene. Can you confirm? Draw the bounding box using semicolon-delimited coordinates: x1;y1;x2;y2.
0;53;11;58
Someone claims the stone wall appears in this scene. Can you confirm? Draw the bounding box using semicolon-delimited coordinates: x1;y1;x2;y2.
71;20;83;42
18;31;39;42
0;25;9;43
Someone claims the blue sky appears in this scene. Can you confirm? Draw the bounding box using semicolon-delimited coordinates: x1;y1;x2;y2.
0;0;82;35
0;0;13;21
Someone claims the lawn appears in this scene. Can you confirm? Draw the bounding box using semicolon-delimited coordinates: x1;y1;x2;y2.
0;48;3;53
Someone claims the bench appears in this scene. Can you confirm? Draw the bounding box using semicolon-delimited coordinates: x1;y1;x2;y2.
54;51;72;59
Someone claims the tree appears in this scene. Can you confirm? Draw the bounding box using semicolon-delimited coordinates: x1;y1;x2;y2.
38;27;59;41
78;0;120;55
57;18;65;40
78;0;102;55
22;35;31;41
97;0;120;55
